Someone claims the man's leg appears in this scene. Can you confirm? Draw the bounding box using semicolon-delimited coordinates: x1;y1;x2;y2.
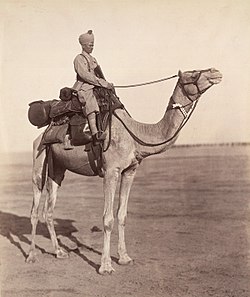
78;89;105;145
87;112;98;135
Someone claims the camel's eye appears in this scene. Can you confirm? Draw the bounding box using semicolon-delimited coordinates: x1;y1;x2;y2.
191;72;199;79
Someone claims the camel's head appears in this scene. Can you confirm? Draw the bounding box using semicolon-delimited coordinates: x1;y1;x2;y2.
178;68;222;101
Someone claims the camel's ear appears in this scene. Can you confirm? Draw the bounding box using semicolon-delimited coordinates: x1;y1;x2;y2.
178;70;183;77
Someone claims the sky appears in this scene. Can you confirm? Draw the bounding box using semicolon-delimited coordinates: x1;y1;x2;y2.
0;0;250;152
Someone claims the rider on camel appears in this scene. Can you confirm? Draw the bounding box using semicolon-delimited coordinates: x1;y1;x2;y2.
72;30;114;145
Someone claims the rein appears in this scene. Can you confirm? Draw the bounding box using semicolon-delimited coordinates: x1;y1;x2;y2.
105;72;204;148
114;74;178;88
113;99;198;147
102;70;210;150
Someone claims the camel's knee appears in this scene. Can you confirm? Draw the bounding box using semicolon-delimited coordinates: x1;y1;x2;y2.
103;214;114;232
44;212;52;222
118;213;126;227
44;211;54;225
30;212;38;222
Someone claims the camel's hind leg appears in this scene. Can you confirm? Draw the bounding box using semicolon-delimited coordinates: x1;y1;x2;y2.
43;172;68;259
117;165;138;265
26;135;47;263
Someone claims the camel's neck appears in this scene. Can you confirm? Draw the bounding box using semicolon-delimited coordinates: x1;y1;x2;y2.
158;83;194;141
130;83;195;158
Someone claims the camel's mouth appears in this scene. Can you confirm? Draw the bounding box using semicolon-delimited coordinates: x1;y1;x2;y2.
208;69;223;84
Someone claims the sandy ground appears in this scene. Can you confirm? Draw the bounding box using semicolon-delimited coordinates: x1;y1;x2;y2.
0;145;250;297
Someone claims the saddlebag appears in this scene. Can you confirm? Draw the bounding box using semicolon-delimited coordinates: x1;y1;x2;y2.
69;114;92;145
59;87;76;101
43;123;68;144
28;100;56;128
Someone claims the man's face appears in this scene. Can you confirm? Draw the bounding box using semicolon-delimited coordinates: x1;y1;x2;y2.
82;41;94;54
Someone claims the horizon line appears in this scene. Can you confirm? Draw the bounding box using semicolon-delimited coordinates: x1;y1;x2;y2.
0;142;249;155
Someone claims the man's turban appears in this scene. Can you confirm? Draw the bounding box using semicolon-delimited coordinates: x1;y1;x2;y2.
79;30;94;45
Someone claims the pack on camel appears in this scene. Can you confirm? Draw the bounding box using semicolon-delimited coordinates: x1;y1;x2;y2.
26;68;222;275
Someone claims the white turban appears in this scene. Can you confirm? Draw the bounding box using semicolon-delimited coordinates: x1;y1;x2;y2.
79;30;94;45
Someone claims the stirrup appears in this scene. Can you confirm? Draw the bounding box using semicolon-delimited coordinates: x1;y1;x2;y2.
92;131;106;146
64;135;74;150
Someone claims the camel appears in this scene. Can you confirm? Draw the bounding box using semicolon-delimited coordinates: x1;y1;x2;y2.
26;68;222;274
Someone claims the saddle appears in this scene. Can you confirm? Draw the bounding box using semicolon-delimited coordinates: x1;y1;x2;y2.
28;87;124;147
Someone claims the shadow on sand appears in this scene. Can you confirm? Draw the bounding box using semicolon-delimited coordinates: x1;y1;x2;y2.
0;210;118;272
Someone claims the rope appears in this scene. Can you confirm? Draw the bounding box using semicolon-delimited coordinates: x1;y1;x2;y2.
112;100;198;147
101;72;199;148
114;74;178;88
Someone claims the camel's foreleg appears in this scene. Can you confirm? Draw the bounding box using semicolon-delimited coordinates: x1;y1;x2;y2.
44;176;68;259
99;167;119;275
117;165;137;265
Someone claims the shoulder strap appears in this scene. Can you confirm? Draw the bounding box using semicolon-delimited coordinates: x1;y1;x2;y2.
80;53;91;72
80;53;106;80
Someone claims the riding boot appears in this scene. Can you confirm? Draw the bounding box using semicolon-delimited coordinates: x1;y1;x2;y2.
87;112;106;145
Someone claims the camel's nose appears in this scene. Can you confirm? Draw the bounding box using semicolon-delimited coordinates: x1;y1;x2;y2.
210;68;222;79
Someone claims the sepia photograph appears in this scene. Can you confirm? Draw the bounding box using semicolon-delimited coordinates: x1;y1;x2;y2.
0;0;250;296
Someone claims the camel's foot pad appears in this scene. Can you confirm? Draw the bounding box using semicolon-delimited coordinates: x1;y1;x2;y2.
99;263;115;275
56;248;69;259
118;254;134;266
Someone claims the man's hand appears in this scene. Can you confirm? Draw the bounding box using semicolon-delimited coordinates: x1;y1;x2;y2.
106;82;114;90
98;78;114;90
